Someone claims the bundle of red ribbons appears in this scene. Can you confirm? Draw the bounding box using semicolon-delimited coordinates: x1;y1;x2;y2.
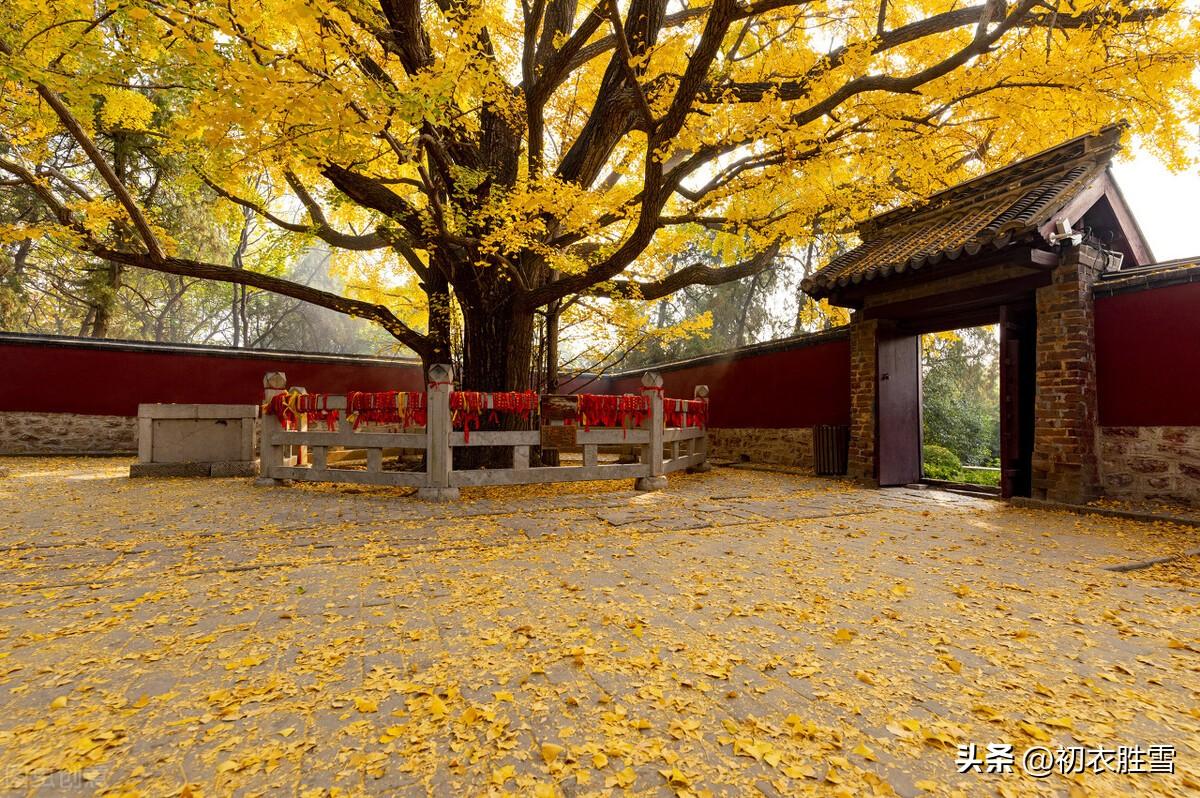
346;391;427;429
664;398;707;429
576;394;651;432
450;391;539;442
264;390;341;431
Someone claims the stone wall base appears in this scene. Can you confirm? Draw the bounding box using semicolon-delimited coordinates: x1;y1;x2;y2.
708;427;814;471
130;460;257;478
1098;426;1200;506
0;411;136;455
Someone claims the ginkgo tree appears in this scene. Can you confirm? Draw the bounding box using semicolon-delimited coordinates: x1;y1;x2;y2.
1;0;1197;390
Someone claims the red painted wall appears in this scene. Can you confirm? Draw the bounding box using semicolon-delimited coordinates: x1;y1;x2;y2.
608;334;852;428
0;331;854;427
0;336;423;417
1096;282;1200;426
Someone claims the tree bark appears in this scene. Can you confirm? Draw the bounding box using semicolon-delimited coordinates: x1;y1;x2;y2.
460;296;535;392
455;293;537;468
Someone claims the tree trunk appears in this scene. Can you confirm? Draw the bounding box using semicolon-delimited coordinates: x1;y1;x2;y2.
455;295;536;469
544;300;559;393
421;267;453;377
88;260;121;338
460;297;534;392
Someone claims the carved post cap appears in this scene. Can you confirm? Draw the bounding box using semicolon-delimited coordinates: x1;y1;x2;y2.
264;372;287;389
693;385;710;399
427;363;454;385
641;371;664;389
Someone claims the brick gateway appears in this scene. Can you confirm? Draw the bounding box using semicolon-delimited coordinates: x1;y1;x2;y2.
802;126;1165;503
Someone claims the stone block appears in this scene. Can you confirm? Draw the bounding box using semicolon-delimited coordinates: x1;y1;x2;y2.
1104;472;1134;489
151;418;245;463
209;460;258;478
1179;462;1200;482
1128;456;1168;474
129;462;212;478
133;404;259;479
193;404;259;420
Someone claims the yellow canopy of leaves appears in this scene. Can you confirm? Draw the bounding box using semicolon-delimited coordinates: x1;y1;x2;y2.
2;0;1198;365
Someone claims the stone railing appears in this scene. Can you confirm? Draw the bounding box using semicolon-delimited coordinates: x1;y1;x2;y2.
258;365;709;501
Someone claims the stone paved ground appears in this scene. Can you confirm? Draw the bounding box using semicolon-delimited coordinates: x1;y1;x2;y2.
0;458;1197;798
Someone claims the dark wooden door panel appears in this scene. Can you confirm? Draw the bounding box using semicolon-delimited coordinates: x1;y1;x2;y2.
999;306;1036;498
878;333;922;486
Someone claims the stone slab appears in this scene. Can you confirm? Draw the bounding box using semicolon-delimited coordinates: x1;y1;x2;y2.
137;403;258;420
208;460;258;478
129;461;212;478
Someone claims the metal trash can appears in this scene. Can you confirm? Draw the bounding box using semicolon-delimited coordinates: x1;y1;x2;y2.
813;425;849;475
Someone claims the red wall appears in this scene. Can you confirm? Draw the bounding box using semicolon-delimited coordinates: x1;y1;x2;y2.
1096;282;1200;426
0;336;423;417
608;334;852;428
1;331;854;427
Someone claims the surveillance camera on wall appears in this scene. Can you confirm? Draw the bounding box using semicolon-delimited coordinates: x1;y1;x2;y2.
1048;217;1084;247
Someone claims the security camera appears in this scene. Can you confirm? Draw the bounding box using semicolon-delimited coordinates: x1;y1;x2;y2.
1048;217;1083;247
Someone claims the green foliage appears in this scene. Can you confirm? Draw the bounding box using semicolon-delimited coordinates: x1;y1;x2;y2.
922;444;963;481
959;468;1001;487
922;327;1001;469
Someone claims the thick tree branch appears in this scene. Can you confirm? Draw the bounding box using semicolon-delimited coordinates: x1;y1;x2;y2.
603;0;657;128
1;157;429;355
377;0;434;75
600;240;781;301
0;36;164;261
202;174;390;252
321;164;427;240
704;5;1170;103
94;248;430;355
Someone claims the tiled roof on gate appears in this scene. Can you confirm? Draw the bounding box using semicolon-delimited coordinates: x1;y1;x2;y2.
802;125;1124;299
1093;257;1200;297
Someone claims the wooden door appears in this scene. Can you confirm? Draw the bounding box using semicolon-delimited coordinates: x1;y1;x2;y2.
999;307;1035;497
877;332;922;486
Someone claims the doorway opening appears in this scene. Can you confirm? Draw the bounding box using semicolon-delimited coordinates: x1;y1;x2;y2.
920;326;1001;493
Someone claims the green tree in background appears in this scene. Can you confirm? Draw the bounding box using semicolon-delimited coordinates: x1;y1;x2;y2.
922;327;1001;479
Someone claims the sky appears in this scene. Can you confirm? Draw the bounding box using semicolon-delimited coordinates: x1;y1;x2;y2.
1111;146;1200;263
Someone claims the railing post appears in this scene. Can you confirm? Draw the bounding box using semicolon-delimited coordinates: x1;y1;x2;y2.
689;384;712;473
255;372;287;486
635;371;667;491
417;363;460;502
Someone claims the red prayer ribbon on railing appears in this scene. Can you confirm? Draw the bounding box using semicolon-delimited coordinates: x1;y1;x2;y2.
576;394;651;434
345;391;427;429
450;391;539;443
264;390;341;431
294;392;340;430
663;398;707;429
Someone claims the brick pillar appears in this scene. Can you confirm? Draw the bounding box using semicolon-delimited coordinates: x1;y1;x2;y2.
847;317;879;483
1031;245;1105;503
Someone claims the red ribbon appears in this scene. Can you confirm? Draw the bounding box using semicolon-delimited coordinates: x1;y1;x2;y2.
345;391;426;429
264;391;341;431
664;398;707;429
576;394;651;434
450;391;539;442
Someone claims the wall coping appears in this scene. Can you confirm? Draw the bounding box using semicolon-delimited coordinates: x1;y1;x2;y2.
609;327;850;378
1094;257;1200;298
0;331;420;367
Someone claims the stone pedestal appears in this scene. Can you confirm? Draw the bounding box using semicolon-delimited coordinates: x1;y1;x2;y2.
131;404;259;478
635;475;668;491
